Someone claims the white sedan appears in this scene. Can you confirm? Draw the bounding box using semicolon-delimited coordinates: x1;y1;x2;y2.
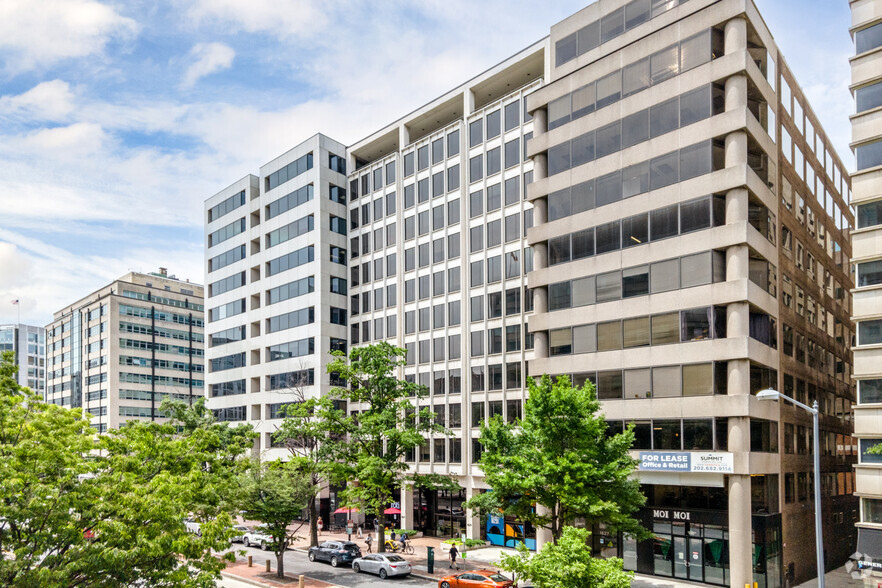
352;553;412;579
242;525;273;550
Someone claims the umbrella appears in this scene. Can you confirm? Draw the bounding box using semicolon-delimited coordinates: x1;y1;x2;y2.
333;507;360;514
384;507;401;515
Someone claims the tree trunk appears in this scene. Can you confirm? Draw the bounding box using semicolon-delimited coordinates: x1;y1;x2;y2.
309;497;318;547
277;547;285;578
377;513;386;552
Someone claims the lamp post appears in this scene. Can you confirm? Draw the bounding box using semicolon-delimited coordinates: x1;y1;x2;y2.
757;388;824;588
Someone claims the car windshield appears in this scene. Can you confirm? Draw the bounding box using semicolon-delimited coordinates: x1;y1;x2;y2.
386;555;405;562
344;545;359;552
488;574;510;582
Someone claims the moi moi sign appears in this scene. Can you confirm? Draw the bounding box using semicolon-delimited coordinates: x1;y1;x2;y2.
638;451;734;473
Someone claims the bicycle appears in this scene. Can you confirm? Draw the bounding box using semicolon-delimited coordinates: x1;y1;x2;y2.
383;540;415;555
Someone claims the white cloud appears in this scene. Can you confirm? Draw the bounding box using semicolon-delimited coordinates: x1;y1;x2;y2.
0;0;138;71
182;42;235;89
184;0;327;39
0;80;77;122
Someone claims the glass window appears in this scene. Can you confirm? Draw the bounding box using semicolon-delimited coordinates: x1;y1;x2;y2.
680;30;711;73
650;44;678;85
596;120;622;159
549;235;571;265
418;145;429;171
548;143;570;176
596;71;622;110
572;180;595;214
470;190;483;218
679;199;712;238
858;139;882;171
596;270;622;302
573;324;596;354
505;138;520;169
487;146;501;176
860;379;882;404
650;204;678;240
649;150;678;189
469;119;482;147
623;57;650;98
572;83;596;118
577;20;600;56
596;221;621;254
683;419;713;450
858;200;882;228
653;420;681;450
680;140;711;180
622;161;649;198
681;308;711;341
650;96;679;138
487;184;501;211
447;130;460;157
683;364;713;397
622;214;648;248
597;370;623;399
650;258;679;293
601;7;625;43
486;110;501;140
680;252;713;288
680;84;711;126
550;328;572;356
596;170;622;206
652;366;681;397
651;312;679;345
572;275;596;307
622;109;649;148
505;100;520;131
624;367;651;399
548;95;571;129
404;152;415;177
487;220;501;247
623;316;650;348
856;21;882;54
571;132;595;168
625;0;650;29
859;319;882;345
470;155;483;183
572;228;595;259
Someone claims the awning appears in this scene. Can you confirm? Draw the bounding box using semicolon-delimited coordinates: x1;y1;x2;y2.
384;507;401;515
333;507;359;514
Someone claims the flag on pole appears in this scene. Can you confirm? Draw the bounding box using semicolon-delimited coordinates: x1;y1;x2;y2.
11;300;19;305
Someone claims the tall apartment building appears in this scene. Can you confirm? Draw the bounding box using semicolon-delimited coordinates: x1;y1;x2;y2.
0;323;46;394
850;0;882;573
204;0;856;584
45;270;204;432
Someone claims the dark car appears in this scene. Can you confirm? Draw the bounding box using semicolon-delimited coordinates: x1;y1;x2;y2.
307;540;362;567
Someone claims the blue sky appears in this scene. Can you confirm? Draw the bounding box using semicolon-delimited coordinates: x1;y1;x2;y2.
0;0;855;326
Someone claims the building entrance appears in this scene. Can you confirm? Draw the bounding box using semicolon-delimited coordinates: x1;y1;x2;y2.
652;519;728;584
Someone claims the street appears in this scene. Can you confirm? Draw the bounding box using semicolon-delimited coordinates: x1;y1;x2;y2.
219;543;437;588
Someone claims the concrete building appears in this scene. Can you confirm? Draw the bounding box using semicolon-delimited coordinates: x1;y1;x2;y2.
204;0;856;584
850;0;882;573
45;270;204;432
0;323;45;394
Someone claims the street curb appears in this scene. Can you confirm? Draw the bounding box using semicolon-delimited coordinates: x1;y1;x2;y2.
220;570;345;588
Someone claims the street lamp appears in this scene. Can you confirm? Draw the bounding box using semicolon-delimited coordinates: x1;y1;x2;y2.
757;388;824;588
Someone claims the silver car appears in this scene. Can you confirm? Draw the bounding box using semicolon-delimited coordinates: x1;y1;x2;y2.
230;525;251;543
352;553;412;579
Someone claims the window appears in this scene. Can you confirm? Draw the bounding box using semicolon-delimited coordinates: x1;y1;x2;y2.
859;319;882;346
470;155;483;183
486;110;501;140
650;96;678;138
683;363;713;396
650;44;678;85
651;313;679;345
505;100;520;131
487;147;501;176
858;200;882;228
857;139;882;171
596;71;621;110
857;21;882;54
469;119;482;147
448;130;460;157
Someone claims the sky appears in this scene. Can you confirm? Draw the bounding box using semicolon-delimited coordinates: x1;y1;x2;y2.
0;0;855;327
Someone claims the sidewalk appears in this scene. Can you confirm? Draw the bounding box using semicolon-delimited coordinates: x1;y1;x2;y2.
221;561;342;587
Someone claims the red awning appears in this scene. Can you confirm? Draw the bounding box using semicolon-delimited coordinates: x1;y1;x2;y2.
384;507;401;515
333;507;359;514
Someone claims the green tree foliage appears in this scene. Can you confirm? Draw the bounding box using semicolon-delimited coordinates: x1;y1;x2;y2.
465;374;645;543
499;526;632;588
238;459;313;578
0;350;254;587
326;342;448;552
271;381;347;547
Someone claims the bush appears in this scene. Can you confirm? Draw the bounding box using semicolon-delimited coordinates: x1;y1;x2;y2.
393;529;417;536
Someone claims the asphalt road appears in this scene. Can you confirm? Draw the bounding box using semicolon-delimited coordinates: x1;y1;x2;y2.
220;543;438;588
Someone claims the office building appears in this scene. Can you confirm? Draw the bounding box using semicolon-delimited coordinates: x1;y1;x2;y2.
0;323;45;394
45;270;204;432
204;0;856;584
850;0;882;574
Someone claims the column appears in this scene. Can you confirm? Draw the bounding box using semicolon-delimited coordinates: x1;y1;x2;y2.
464;485;481;541
463;89;475;118
535;505;552;550
728;417;753;588
724;16;747;56
401;483;414;532
398;124;410;150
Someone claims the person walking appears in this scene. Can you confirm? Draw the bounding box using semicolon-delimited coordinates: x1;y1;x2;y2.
390;529;397;541
448;544;459;570
365;532;373;553
373;518;380;534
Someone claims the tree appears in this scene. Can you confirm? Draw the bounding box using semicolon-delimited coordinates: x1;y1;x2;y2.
238;459;314;578
465;374;646;544
0;350;254;587
499;526;632;588
326;342;447;552
271;375;347;547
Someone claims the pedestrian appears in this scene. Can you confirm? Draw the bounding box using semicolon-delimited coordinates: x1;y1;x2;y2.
390;529;397;541
449;544;459;570
357;524;363;539
317;518;323;536
365;532;373;553
374;518;380;533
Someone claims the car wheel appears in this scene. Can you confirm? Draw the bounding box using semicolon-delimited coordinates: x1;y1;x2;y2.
330;556;339;567
353;563;360;573
243;539;250;548
308;552;316;562
441;582;450;588
260;541;267;551
379;568;387;579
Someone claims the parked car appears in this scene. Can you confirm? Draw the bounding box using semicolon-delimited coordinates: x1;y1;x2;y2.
243;525;273;550
352;553;412;579
307;540;362;567
229;525;251;543
184;518;201;536
438;570;514;588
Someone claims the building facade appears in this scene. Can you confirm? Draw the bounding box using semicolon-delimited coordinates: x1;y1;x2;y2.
0;323;45;394
45;270;204;432
850;0;882;574
204;0;856;584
